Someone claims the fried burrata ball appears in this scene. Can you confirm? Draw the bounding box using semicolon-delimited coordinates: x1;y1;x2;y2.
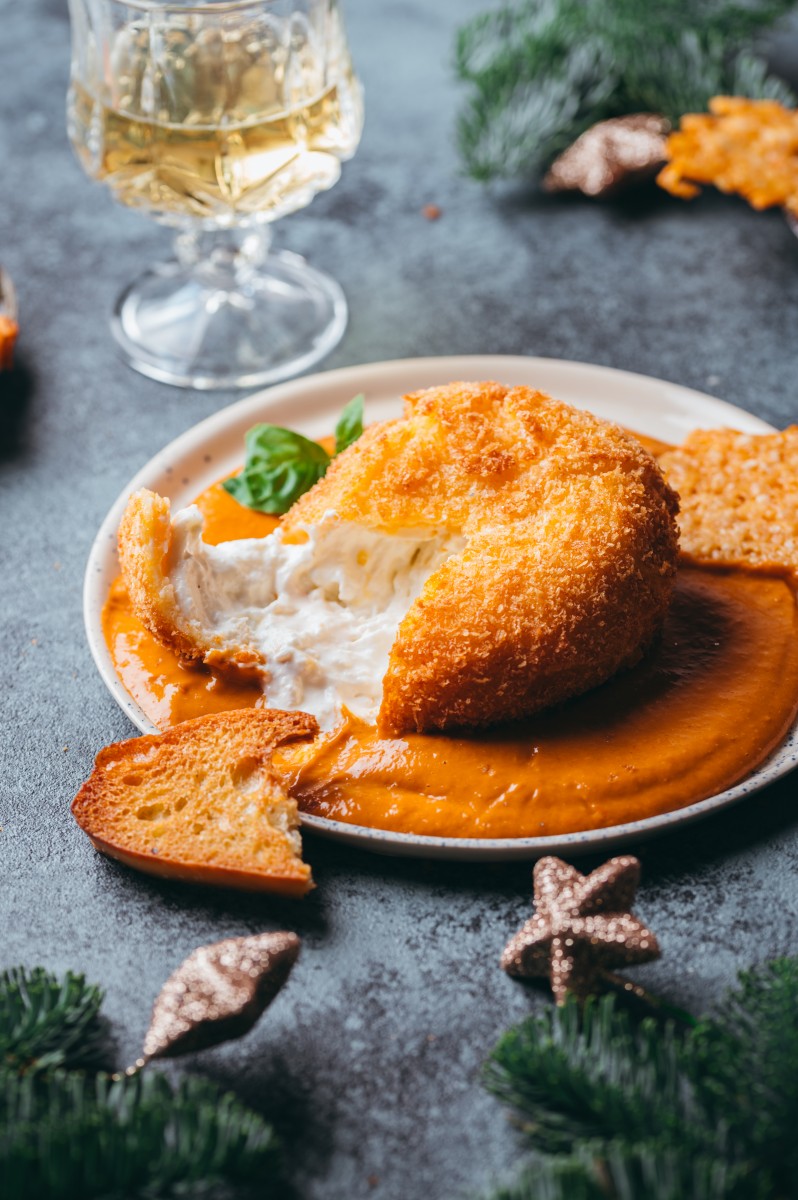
285;382;680;732
118;382;679;735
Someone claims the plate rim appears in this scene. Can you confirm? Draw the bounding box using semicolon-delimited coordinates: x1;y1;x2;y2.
85;353;794;861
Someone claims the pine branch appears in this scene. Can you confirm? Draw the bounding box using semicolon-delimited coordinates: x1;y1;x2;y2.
0;967;105;1072
728;50;797;103
687;958;798;1196
485;996;723;1159
486;1155;607;1200
484;1146;765;1200
483;960;798;1200
0;1068;280;1200
455;0;798;181
0;967;282;1198
694;0;798;40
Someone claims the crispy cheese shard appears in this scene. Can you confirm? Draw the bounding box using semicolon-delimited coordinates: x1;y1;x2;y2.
657;96;798;215
659;427;798;577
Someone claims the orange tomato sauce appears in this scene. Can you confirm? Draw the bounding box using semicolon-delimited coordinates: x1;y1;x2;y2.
103;464;798;839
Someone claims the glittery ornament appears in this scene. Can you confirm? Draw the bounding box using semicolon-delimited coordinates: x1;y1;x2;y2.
544;114;670;198
142;932;300;1061
501;856;659;1004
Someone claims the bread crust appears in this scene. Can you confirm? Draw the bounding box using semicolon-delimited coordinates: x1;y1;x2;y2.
118;488;208;662
118;488;264;671
72;709;318;896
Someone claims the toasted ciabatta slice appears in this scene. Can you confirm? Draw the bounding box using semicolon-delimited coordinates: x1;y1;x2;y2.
659;427;798;578
72;709;318;896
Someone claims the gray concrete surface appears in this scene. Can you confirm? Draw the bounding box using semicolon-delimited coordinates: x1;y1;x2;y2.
3;2;798;1197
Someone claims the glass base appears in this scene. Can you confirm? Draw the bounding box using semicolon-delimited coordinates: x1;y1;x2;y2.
111;244;348;390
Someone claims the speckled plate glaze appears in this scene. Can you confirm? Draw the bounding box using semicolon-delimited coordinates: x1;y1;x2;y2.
84;355;797;861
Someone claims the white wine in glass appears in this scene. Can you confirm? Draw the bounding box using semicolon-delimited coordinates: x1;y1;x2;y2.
67;0;363;389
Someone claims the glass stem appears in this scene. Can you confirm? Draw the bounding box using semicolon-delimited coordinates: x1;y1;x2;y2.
173;226;273;294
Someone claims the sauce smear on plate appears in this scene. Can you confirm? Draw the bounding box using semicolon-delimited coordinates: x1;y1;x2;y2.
102;476;798;839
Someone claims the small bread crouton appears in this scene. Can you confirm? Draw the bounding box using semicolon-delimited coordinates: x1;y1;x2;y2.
72;709;318;896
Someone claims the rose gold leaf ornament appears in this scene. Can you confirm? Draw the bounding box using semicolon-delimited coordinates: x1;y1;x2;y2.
501;856;660;1004
142;932;300;1062
544;114;670;198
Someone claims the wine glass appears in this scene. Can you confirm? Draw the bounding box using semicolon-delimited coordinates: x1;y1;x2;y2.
67;0;363;390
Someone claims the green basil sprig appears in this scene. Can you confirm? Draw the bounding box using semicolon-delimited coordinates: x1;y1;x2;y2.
334;392;364;455
223;394;364;515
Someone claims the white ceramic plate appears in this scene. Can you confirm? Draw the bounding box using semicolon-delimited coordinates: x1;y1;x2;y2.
85;355;798;861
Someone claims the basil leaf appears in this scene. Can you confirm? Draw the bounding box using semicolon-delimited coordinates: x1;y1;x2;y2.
334;393;364;455
224;396;366;515
222;471;259;510
223;424;332;515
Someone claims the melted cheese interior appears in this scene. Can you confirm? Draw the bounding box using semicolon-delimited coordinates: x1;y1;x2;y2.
167;505;464;729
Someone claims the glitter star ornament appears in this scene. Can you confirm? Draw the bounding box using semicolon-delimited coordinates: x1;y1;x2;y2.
142;931;300;1061
501;856;660;1004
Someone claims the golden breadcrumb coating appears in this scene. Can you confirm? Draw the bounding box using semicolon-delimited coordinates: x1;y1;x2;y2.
72;709;317;896
659;427;798;577
118;382;679;735
286;381;680;733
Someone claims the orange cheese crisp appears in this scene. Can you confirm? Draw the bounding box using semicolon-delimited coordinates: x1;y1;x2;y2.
658;96;798;215
659;427;798;577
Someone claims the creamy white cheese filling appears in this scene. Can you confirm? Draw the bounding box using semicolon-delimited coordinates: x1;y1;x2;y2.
168;507;464;729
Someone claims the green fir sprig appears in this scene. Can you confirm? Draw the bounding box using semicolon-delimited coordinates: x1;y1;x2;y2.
0;967;280;1199
485;957;798;1199
1;1069;278;1200
0;967;105;1072
455;0;797;182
